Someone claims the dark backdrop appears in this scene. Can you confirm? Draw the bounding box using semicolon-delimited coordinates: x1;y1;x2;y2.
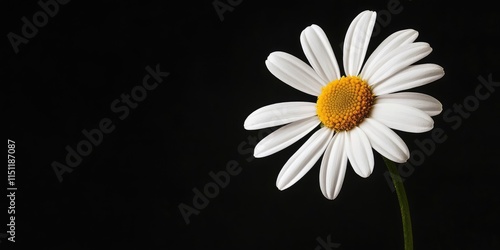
3;0;500;249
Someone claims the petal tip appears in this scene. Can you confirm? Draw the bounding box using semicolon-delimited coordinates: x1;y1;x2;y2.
434;102;443;116
253;151;264;158
408;29;419;37
243;115;259;130
276;181;287;191
324;194;337;200
364;170;373;178
361;10;377;15
439;66;445;76
243;118;252;130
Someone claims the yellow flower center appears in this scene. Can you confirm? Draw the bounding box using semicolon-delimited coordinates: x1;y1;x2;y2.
316;76;374;131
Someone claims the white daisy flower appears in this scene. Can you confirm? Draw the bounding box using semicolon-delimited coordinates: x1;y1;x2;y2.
244;10;444;200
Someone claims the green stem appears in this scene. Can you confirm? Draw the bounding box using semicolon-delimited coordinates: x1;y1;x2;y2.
383;157;413;250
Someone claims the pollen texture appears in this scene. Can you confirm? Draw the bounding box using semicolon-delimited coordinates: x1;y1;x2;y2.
316;76;374;131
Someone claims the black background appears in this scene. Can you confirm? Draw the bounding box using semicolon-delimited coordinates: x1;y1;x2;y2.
3;0;500;249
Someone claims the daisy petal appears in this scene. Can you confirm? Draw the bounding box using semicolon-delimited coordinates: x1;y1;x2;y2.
361;29;419;81
244;102;317;130
371;103;434;133
300;24;341;83
372;64;445;96
366;42;433;86
376;92;443;116
276;127;334;190
266;52;325;96
343;10;377;76
359;118;410;163
319;132;348;200
345;127;374;178
254;116;320;158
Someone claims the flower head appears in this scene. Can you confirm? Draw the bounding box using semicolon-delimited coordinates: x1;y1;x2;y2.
244;10;444;199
